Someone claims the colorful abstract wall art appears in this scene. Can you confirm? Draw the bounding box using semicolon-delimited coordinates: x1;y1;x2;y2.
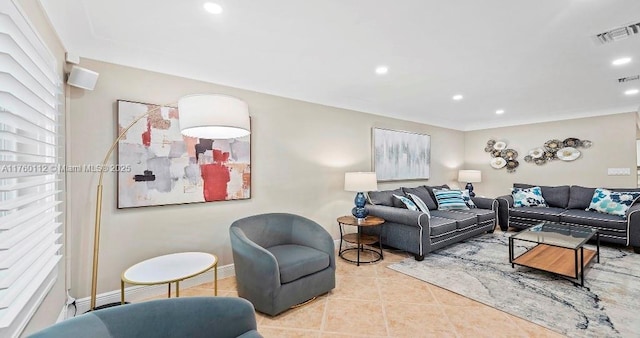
373;128;430;181
117;100;250;208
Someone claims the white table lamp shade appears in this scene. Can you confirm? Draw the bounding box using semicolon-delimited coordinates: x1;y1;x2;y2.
458;170;481;183
178;94;250;139
344;172;378;192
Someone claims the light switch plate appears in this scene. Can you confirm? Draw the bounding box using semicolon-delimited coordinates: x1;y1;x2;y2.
607;168;631;176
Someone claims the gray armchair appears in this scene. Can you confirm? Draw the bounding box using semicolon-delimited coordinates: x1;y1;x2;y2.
28;297;262;338
230;213;336;316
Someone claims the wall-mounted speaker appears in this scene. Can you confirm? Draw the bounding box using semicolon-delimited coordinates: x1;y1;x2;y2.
67;66;99;90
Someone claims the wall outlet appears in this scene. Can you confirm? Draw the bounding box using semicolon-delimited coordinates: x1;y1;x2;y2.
607;168;631;176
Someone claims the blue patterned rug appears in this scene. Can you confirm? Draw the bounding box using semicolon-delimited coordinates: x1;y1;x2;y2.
388;232;640;337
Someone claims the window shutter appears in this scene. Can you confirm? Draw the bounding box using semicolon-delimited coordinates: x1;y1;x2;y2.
0;0;64;336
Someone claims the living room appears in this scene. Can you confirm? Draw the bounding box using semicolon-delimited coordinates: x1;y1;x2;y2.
4;0;640;337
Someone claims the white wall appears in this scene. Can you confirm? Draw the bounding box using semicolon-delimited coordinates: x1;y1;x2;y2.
66;58;466;299
464;112;638;197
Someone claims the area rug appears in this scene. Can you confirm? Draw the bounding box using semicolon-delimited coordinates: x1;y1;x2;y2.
388;232;640;337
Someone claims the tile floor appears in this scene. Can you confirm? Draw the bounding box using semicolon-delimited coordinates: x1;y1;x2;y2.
151;247;565;337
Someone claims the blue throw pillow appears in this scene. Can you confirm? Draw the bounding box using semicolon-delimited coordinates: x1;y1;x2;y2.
433;189;469;210
393;194;419;211
407;192;431;218
512;186;547;208
586;188;640;217
461;189;477;208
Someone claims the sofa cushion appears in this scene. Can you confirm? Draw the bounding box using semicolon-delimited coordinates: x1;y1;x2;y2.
393;194;419;211
513;183;569;209
508;206;565;223
429;217;457;237
431;210;476;230
560;209;627;231
402;186;437;210
368;188;405;208
454;208;495;224
512;186;547;207
568;186;596;210
433;189;470;211
266;244;330;284
586;188;640;217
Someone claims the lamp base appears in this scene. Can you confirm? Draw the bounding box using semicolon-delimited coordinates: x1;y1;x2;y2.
352;207;369;219
465;182;476;197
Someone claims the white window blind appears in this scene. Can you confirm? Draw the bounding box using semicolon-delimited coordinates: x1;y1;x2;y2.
0;0;63;336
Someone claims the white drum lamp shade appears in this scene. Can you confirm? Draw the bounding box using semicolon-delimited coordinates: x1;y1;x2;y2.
458;170;482;183
344;172;378;192
178;94;251;139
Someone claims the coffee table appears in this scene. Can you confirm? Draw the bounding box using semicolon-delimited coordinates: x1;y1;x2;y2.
121;252;218;304
337;215;385;266
509;223;599;286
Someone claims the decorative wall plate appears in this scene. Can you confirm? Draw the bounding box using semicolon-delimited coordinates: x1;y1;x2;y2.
529;148;544;158
581;140;592;148
491;157;507;169
562;138;580;148
556;147;580;161
501;149;518;160
543;139;562;152
493;141;507;150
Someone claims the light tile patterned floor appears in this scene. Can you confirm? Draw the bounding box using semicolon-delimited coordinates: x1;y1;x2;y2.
148;247;564;338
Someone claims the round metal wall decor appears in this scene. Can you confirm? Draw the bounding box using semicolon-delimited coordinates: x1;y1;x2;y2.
485;139;519;173
524;137;592;165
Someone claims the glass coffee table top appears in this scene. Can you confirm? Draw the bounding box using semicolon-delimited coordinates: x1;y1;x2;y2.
511;222;597;250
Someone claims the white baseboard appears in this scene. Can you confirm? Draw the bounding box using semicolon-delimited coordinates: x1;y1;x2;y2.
71;263;235;315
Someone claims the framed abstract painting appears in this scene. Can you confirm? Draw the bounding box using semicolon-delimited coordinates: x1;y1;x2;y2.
372;128;430;181
117;100;251;208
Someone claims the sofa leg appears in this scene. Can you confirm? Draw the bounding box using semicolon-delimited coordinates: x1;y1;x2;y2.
414;254;424;261
634;247;640;254
487;229;495;234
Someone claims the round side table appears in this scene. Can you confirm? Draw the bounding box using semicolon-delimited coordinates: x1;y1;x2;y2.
337;215;385;266
120;252;218;304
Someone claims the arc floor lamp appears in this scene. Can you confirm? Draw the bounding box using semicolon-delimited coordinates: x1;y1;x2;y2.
89;94;251;310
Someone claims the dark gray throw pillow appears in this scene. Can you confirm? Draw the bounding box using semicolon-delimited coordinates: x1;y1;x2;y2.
402;186;437;210
367;188;405;207
567;185;596;210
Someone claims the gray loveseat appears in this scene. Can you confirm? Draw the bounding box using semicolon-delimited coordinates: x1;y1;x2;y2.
363;185;498;260
497;183;640;253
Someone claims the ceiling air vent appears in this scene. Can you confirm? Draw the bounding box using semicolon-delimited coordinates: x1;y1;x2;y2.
619;75;640;83
594;22;640;44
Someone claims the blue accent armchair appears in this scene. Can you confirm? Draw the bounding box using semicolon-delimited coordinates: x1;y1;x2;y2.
28;297;262;338
230;213;336;316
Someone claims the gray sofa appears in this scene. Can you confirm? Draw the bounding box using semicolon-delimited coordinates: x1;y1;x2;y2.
29;297;262;338
497;183;640;252
363;185;498;260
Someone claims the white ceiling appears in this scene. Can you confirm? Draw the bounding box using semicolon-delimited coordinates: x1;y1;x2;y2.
39;0;640;131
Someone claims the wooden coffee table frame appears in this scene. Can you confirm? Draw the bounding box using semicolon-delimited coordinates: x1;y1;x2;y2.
509;229;599;287
337;215;384;266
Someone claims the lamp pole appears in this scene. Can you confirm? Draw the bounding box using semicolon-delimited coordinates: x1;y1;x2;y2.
89;104;172;310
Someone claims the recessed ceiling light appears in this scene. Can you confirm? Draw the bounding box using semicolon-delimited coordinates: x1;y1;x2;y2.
625;88;639;95
495;109;505;115
452;94;463;101
612;57;632;66
203;2;223;14
375;66;388;75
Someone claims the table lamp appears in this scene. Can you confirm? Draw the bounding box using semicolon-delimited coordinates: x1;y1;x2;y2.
344;172;378;219
89;94;250;310
458;169;481;197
